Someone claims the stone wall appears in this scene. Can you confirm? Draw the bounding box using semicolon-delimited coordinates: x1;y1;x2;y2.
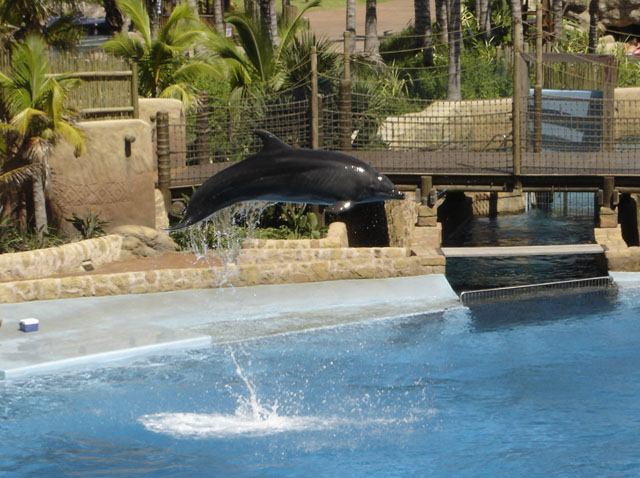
49;119;156;236
0;222;446;303
0;235;123;281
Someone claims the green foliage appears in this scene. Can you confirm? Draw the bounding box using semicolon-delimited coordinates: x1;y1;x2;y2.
64;210;110;239
379;27;512;100
0;206;64;252
103;0;218;112
202;0;329;97
280;204;324;239
0;0;84;48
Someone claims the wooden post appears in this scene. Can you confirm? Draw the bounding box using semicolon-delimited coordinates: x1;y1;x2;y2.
195;91;209;164
340;31;353;150
156;111;171;209
310;46;319;150
131;62;139;119
512;16;523;177
533;3;543;154
420;176;433;205
603;176;615;209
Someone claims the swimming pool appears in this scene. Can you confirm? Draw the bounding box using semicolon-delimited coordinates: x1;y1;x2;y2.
2;285;639;477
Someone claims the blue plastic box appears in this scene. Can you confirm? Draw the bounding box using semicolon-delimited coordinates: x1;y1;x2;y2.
19;318;39;332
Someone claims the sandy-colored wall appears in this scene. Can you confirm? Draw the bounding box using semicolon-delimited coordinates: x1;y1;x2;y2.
49;119;156;236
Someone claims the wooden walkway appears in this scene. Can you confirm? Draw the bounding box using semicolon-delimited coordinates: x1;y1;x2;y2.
441;244;605;257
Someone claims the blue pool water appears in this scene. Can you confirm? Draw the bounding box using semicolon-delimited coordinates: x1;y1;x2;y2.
2;287;640;477
444;197;606;291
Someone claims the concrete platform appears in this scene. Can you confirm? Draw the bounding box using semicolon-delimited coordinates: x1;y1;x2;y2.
0;275;460;380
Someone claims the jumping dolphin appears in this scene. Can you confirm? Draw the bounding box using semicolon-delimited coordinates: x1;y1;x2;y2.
170;130;405;230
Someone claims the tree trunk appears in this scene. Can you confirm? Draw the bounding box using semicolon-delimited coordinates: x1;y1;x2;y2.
435;0;448;45
552;0;563;44
32;174;47;238
414;0;434;66
346;0;356;54
365;0;380;59
478;0;491;41
146;0;159;39
447;0;461;100
588;0;598;53
103;0;124;32
510;0;523;50
214;0;225;35
259;0;279;47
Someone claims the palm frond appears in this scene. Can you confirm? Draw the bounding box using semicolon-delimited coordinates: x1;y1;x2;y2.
103;31;147;60
115;0;151;46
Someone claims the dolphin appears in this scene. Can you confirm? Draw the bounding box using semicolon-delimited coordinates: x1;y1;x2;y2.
170;130;405;230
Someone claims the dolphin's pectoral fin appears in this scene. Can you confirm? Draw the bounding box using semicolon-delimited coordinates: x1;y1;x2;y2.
326;200;353;213
253;130;291;153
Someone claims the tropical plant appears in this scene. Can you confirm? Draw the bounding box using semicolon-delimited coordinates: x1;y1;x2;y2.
0;0;84;48
202;0;321;97
65;209;110;239
103;0;221;111
0;34;85;236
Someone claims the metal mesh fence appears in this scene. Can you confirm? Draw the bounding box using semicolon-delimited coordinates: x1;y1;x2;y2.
167;79;640;187
525;192;595;215
521;95;640;174
168;96;311;188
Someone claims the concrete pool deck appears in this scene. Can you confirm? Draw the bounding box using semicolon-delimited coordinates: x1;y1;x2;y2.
0;274;460;380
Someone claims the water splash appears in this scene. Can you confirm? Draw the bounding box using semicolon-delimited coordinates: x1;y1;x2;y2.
184;201;273;286
138;347;396;439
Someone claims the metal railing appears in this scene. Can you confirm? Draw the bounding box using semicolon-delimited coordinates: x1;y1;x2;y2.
460;276;615;305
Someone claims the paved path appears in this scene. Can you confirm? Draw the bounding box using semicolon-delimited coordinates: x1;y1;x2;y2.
302;0;414;46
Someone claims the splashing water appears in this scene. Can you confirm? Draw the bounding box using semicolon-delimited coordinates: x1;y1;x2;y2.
184;201;273;286
138;348;395;439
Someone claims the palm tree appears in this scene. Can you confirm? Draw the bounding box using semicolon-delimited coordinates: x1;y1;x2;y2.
346;0;356;54
476;0;491;41
447;0;461;100
364;0;380;59
0;35;85;235
588;0;598;53
259;0;279;47
0;0;84;48
204;0;321;96
414;0;434;66
103;0;218;111
552;0;563;44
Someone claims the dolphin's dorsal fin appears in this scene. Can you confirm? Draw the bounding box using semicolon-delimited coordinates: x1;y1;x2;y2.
253;130;291;153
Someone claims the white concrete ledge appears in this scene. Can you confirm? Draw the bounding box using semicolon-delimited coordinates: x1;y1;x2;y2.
0;275;459;380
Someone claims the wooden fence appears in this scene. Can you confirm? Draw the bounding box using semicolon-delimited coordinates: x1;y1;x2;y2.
0;49;139;120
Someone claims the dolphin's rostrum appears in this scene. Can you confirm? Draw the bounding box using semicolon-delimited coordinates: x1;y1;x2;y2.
170;130;404;230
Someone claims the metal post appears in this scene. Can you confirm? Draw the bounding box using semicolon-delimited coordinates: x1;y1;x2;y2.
603;176;615;209
512;16;523;177
420;176;433;205
340;31;353;150
310;46;319;150
533;3;543;154
131;62;139;119
156;111;171;210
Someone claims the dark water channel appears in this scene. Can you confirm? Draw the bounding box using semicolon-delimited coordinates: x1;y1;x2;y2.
443;194;608;293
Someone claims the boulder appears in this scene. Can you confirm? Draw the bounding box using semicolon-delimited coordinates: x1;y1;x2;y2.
112;225;179;260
